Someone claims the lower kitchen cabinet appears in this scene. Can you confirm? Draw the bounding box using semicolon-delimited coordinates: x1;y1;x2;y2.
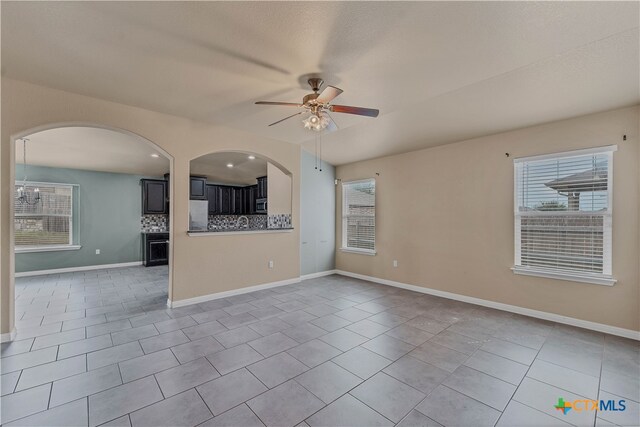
143;233;169;267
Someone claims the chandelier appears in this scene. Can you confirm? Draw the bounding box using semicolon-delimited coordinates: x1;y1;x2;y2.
17;138;40;205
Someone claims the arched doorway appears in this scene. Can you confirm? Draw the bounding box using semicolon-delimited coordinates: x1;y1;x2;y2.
7;123;174;340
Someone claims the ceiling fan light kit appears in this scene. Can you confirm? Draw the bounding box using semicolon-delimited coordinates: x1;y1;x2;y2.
256;77;379;132
303;113;330;131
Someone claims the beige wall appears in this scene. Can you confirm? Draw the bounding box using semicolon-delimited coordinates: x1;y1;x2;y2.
1;79;301;334
267;162;292;215
336;106;640;332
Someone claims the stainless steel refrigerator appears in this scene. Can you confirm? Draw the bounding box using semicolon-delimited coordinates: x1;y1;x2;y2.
189;200;208;231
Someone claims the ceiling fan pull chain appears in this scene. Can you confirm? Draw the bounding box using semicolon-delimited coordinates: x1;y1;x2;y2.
315;135;318;170
319;133;323;172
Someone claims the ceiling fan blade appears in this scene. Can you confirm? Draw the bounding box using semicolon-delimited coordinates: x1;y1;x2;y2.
268;111;303;127
256;101;303;107
316;85;343;104
330;105;379;118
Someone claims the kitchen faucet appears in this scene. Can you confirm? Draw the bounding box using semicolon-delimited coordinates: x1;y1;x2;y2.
236;216;249;228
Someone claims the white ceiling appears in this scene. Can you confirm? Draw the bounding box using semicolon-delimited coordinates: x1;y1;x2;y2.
16;127;169;176
191;152;267;186
2;2;638;165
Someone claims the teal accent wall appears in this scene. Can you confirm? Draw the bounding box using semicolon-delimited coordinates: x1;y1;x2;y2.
15;165;162;273
300;150;336;275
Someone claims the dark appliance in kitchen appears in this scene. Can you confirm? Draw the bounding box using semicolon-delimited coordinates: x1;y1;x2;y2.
143;232;169;266
256;198;267;214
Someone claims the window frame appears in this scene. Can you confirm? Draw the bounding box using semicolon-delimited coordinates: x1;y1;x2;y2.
512;146;617;286
14;181;81;253
341;178;376;255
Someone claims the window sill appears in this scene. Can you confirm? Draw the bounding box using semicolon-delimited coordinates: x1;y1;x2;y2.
15;245;82;254
340;247;376;256
511;266;616;286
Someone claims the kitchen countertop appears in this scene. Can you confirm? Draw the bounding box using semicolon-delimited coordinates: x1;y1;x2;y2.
141;231;169;234
188;228;294;236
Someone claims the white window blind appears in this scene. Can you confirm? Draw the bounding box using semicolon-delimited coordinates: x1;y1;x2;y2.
513;146;615;284
14;182;73;248
342;179;375;253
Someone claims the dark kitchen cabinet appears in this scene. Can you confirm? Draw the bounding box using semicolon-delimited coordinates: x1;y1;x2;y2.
207;185;234;215
251;185;260;214
207;185;221;215
190;176;207;200
256;176;268;199
219;186;233;214
141;179;168;215
205;183;262;216
143;233;169;266
232;188;243;215
243;186;256;214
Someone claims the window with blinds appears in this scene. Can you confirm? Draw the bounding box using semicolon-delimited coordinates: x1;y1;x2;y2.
513;146;616;285
14;182;74;248
342;179;375;253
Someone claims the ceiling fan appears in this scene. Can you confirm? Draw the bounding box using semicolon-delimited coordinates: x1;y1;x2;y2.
255;78;379;132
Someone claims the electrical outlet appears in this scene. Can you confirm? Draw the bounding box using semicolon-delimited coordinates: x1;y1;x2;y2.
393;260;398;267
268;260;274;269
95;249;101;255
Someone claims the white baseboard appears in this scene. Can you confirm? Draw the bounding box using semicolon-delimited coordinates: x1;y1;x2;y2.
168;270;340;308
336;270;640;341
15;261;144;277
168;277;302;308
1;328;17;343
300;270;337;280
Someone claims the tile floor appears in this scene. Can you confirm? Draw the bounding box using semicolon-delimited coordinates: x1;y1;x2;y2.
1;266;639;427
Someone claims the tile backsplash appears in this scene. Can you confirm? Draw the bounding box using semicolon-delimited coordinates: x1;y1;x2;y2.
142;213;291;232
141;214;168;232
208;215;267;230
268;214;292;229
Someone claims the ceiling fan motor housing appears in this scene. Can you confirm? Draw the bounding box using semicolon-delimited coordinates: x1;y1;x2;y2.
308;77;324;92
303;92;320;106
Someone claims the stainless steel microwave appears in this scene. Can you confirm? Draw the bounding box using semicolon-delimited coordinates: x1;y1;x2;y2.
256;198;267;213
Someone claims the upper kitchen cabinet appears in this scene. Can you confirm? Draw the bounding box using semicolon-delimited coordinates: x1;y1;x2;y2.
219;186;233;214
190;176;207;200
207;184;255;215
207;184;221;215
257;176;268;199
244;185;258;214
141;179;168;214
232;187;243;215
